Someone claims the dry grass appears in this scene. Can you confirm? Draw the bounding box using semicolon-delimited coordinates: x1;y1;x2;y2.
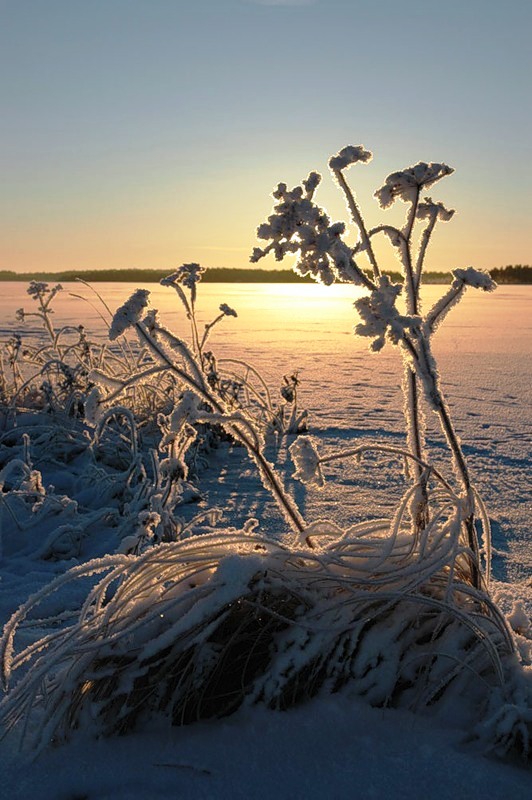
2;491;527;757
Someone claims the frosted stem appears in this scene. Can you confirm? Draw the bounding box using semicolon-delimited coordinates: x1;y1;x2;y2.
414;215;437;292
425;281;466;333
333;168;381;280
405;367;429;528
414;335;480;588
318;442;453;492
401;190;428;528
200;313;225;352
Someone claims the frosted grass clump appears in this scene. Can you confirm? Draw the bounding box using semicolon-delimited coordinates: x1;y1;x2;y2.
87;275;309;538
0;281;107;416
94;266;307;442
1;506;524;753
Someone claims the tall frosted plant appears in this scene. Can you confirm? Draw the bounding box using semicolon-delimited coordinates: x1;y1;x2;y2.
252;145;496;589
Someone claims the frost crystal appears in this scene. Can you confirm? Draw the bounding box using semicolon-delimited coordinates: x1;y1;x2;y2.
109;289;150;340
354;275;418;351
161;391;201;446
219;303;238;317
302;171;321;196
289;436;324;487
375;163;454;208
83;386;103;425
452;267;497;291
329;144;373;171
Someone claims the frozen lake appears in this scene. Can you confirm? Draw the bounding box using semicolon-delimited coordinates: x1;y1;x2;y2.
1;281;531;799
1;280;531;580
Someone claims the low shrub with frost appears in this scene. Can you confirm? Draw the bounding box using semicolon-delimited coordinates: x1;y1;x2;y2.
86;281;307;539
0;279;182;428
159;264;307;437
84;265;307;443
0;282;95;416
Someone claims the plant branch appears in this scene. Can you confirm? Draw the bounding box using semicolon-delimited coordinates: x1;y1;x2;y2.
414;215;437;292
333;169;381;280
133;322;307;542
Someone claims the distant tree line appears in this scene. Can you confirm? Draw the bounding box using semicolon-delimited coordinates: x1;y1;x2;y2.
488;265;532;283
0;265;530;283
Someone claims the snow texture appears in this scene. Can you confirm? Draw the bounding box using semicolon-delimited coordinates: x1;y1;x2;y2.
0;282;530;798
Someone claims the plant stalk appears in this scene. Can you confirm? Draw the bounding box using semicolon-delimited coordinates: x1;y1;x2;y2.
134;322;308;542
333;169;381;281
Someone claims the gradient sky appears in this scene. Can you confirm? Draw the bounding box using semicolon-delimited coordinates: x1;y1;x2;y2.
1;0;531;273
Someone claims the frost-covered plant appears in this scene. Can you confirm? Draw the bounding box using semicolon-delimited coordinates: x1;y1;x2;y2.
0;281;105;417
0;280;175;426
253;144;497;590
267;372;308;438
87;269;308;516
159;268;307;438
90;287;308;542
160;265;233;366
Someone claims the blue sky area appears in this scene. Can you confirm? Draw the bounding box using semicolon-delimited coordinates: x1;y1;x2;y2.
1;0;530;272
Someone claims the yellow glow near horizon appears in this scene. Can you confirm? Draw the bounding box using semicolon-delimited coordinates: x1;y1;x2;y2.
2;188;529;275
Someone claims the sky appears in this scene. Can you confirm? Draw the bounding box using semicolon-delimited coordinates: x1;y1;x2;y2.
1;0;531;274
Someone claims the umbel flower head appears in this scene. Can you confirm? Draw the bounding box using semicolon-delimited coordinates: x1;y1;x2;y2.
219;303;237;317
452;267;497;292
251;177;362;286
416;197;455;223
375;163;454;209
329;144;373;171
160;263;205;290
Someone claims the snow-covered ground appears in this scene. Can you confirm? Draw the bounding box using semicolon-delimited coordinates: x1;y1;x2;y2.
1;282;530;798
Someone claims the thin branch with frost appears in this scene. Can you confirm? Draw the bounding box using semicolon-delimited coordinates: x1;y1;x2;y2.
328;145;380;280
